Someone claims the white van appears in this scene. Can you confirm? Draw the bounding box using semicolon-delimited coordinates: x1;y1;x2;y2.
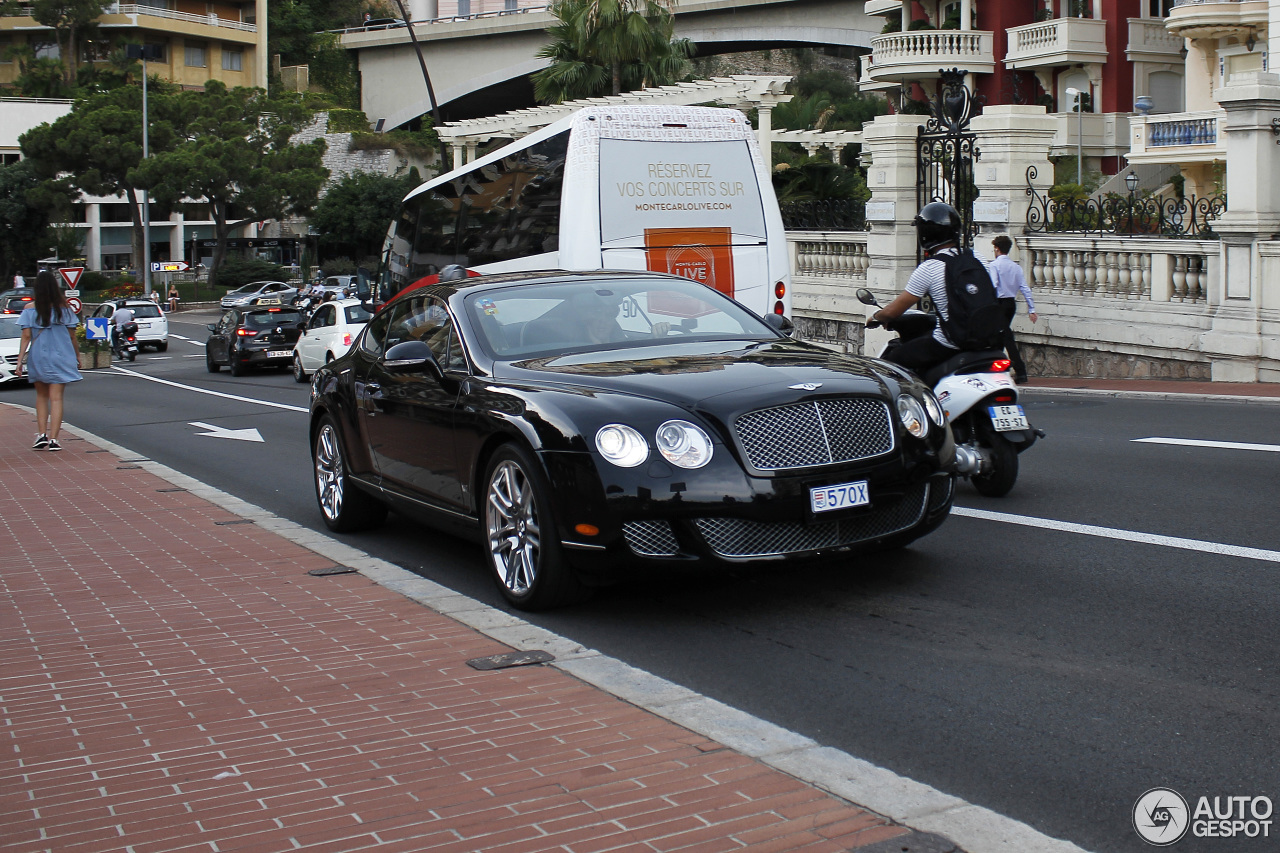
374;105;791;318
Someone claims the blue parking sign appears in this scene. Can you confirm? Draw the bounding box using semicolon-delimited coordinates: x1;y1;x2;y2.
86;317;111;340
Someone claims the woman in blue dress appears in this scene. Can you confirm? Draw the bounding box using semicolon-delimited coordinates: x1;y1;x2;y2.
16;271;81;452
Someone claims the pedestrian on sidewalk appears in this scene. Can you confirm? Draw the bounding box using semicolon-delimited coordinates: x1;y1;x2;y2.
15;271;82;452
167;284;180;312
990;235;1036;383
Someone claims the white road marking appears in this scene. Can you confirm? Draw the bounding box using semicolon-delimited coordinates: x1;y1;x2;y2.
952;506;1280;564
109;365;308;413
188;421;264;442
169;333;191;340
1133;436;1280;453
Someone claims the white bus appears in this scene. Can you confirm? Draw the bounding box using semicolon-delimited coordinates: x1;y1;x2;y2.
374;104;791;318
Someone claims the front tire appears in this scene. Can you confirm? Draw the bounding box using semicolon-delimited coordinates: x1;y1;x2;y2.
313;415;387;532
483;444;587;611
971;430;1018;497
292;353;308;383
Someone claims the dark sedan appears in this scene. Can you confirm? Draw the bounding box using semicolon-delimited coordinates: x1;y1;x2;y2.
308;271;956;610
205;306;304;376
1;288;35;314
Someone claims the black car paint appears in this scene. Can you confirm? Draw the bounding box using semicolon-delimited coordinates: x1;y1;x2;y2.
310;272;955;585
205;307;304;371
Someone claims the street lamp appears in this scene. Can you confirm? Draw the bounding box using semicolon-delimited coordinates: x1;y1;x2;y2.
1125;171;1139;233
126;44;163;297
1066;87;1084;185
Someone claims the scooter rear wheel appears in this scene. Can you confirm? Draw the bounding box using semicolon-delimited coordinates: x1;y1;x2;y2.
971;431;1018;497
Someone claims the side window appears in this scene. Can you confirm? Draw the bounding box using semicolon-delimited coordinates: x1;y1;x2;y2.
360;306;397;358
307;306;330;331
219;310;236;331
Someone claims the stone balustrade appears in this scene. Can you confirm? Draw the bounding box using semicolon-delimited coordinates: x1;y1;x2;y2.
789;232;871;280
1022;236;1216;303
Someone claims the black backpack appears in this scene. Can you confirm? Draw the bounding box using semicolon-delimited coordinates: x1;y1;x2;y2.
937;250;1006;350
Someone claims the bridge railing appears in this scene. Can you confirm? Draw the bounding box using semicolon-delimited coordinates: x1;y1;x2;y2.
334;3;550;33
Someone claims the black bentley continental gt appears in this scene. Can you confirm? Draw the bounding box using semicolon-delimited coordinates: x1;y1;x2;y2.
309;271;956;610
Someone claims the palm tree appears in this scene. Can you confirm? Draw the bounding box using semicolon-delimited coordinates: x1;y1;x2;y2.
533;0;693;104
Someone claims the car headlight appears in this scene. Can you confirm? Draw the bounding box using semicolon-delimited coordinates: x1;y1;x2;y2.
922;390;946;425
896;394;929;439
595;424;649;468
655;420;713;469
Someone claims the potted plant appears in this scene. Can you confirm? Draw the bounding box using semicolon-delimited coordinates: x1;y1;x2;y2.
76;324;112;369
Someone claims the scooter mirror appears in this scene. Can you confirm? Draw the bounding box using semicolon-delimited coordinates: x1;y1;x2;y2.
855;288;879;307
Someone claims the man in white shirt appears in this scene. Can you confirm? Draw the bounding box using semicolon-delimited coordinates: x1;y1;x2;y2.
112;304;135;357
990;236;1036;383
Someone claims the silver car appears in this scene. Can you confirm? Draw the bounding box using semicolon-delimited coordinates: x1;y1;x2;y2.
220;280;298;309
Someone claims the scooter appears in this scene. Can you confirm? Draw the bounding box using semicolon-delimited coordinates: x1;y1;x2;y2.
857;288;1042;497
112;321;139;362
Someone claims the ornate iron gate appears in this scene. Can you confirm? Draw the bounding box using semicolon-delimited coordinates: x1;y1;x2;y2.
917;68;981;260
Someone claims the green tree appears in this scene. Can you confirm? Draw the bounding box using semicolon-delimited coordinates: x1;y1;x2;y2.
0;160;73;283
532;0;693;104
20;81;177;269
30;0;112;87
311;169;420;263
133;82;329;272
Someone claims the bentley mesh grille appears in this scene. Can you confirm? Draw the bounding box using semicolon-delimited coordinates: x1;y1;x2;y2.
735;398;894;471
694;483;929;558
622;520;680;557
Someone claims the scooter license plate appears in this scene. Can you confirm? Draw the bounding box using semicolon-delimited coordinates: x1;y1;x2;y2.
268;349;293;358
988;404;1029;431
810;480;870;514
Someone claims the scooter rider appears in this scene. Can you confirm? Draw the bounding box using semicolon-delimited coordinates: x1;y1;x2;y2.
111;302;135;357
869;202;995;376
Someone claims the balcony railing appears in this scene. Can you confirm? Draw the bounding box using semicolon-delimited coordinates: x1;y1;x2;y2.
1148;115;1217;146
104;4;256;32
1126;18;1185;59
1005;17;1108;67
865;30;995;81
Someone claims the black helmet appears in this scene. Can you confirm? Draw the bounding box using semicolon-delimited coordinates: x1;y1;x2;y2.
438;264;467;283
913;202;962;251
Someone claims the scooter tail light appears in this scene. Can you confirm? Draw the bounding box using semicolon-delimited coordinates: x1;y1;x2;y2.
994;393;1015;403
990;359;1011;372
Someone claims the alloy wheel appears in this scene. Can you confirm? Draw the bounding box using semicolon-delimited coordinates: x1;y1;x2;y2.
315;423;344;522
486;459;540;596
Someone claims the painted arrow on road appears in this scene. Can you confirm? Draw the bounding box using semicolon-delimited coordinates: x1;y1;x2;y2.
189;421;264;443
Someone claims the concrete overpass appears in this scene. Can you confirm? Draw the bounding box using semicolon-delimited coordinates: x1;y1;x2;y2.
340;0;881;130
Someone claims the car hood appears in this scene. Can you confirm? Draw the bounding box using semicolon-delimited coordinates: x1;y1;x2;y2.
498;339;905;409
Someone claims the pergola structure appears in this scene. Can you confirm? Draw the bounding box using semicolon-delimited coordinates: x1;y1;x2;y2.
435;76;796;170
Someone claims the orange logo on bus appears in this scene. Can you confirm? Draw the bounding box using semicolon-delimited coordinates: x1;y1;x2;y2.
643;227;735;299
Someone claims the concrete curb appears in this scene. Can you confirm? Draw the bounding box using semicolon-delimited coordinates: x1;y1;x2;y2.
1020;385;1280;406
11;405;1093;853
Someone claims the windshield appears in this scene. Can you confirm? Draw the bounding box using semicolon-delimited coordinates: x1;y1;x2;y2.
244;310;303;328
0;317;21;339
230;284;259;294
464;276;775;359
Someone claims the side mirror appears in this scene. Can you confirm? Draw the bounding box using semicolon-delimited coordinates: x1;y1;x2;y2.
383;339;440;376
206;324;217;332
763;313;794;336
855;288;879;307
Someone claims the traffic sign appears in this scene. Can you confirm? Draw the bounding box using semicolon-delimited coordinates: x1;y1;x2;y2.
151;261;190;273
66;297;83;314
86;317;111;340
58;267;84;289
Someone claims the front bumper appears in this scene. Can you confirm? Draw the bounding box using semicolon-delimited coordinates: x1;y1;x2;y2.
539;447;954;584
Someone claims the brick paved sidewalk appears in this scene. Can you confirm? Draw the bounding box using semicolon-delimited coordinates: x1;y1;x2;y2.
0;403;946;853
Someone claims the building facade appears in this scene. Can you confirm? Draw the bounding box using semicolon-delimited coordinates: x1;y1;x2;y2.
0;1;268;91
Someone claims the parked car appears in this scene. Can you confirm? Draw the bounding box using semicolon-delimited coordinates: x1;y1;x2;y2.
205;305;305;376
0;288;35;314
292;298;373;382
220;280;297;309
92;299;169;351
0;314;24;384
308;270;956;611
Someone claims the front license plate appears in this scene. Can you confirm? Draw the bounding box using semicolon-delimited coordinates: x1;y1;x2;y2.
267;349;293;358
988;404;1029;431
810;480;870;514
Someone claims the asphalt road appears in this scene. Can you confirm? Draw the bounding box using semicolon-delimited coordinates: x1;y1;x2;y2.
5;308;1278;853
